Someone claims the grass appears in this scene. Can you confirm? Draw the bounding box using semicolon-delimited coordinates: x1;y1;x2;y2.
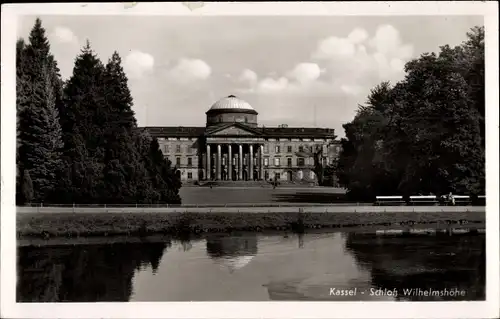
17;208;485;239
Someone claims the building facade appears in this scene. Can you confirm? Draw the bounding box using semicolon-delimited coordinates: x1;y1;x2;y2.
143;95;341;185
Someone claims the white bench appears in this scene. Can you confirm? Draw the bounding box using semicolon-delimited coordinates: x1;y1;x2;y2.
375;196;405;206
409;195;438;206
440;195;473;206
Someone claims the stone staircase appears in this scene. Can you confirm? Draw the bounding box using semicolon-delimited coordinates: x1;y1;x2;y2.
199;180;271;188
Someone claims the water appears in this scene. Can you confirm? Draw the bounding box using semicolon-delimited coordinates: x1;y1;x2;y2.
17;231;485;302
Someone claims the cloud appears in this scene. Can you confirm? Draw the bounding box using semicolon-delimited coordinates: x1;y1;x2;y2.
239;25;413;98
123;50;155;79
287;62;322;85
257;77;289;93
238;69;258;85
312;36;357;60
52;26;78;44
311;24;414;95
240;63;323;94
348;28;369;44
168;58;211;83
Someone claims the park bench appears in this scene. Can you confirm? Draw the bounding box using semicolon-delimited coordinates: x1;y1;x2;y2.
374;196;405;206
440;195;472;206
409;195;438;206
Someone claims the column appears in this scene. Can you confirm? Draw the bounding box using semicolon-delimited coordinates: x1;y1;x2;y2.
217;144;222;180
259;145;264;179
239;144;243;180
206;144;211;180
235;153;239;181
228;145;232;181
249;144;254;180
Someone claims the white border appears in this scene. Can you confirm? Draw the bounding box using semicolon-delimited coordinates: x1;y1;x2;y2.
1;2;499;319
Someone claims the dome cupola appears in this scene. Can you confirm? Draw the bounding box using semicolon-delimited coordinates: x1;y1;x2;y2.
206;95;258;127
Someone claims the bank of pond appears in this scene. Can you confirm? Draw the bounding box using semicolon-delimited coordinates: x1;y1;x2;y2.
17;207;485;239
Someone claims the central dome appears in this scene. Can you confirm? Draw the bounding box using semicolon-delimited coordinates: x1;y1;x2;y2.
206;95;258;127
209;95;255;111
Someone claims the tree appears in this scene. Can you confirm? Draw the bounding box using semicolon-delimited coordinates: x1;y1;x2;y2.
294;138;337;186
337;26;485;200
21;170;34;204
336;82;397;200
16;18;64;203
58;41;107;203
99;52;144;203
136;130;181;204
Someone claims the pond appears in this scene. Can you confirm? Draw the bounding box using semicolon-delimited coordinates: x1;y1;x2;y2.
17;231;485;302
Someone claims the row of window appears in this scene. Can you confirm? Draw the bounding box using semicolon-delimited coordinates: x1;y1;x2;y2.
170;156;329;168
264;157;308;167
163;144;340;155
182;171;316;181
164;145;195;154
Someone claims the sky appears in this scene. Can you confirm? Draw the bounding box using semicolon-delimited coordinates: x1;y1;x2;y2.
18;14;483;137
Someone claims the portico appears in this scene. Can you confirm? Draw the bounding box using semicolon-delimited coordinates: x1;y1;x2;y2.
205;141;265;181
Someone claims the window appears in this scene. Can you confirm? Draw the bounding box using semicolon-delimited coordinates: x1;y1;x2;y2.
164;145;170;153
287;158;292;167
176;145;181;153
274;157;281;167
297;157;305;167
187;172;193;179
187;157;192;166
310;171;315;179
275;173;281;180
176;157;181;166
187;146;192;154
275;146;280;153
287;146;292;153
264;158;269;167
298;146;304;153
264;144;269;153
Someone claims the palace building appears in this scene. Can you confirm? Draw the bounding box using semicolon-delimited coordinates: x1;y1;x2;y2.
143;95;341;185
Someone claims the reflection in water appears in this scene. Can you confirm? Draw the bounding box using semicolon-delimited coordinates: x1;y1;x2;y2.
17;232;485;302
206;233;258;273
17;241;169;302
344;233;486;301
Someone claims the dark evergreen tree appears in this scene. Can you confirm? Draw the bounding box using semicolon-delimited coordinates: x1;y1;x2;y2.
16;18;64;203
136;130;181;204
100;52;147;203
57;41;107;203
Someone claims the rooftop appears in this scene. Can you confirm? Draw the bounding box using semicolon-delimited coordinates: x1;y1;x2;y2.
208;95;255;112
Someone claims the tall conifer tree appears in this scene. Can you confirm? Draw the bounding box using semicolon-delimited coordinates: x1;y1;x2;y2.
101;52;146;203
17;18;64;203
59;41;107;203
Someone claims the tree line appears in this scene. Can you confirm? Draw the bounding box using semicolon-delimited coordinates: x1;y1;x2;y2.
336;26;485;201
16;18;181;205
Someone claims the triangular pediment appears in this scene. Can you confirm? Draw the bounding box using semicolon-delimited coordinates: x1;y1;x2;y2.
205;123;263;136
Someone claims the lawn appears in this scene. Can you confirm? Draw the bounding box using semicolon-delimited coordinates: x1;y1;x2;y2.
179;186;348;205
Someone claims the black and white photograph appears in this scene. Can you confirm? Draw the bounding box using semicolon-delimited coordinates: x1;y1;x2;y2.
1;2;499;319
